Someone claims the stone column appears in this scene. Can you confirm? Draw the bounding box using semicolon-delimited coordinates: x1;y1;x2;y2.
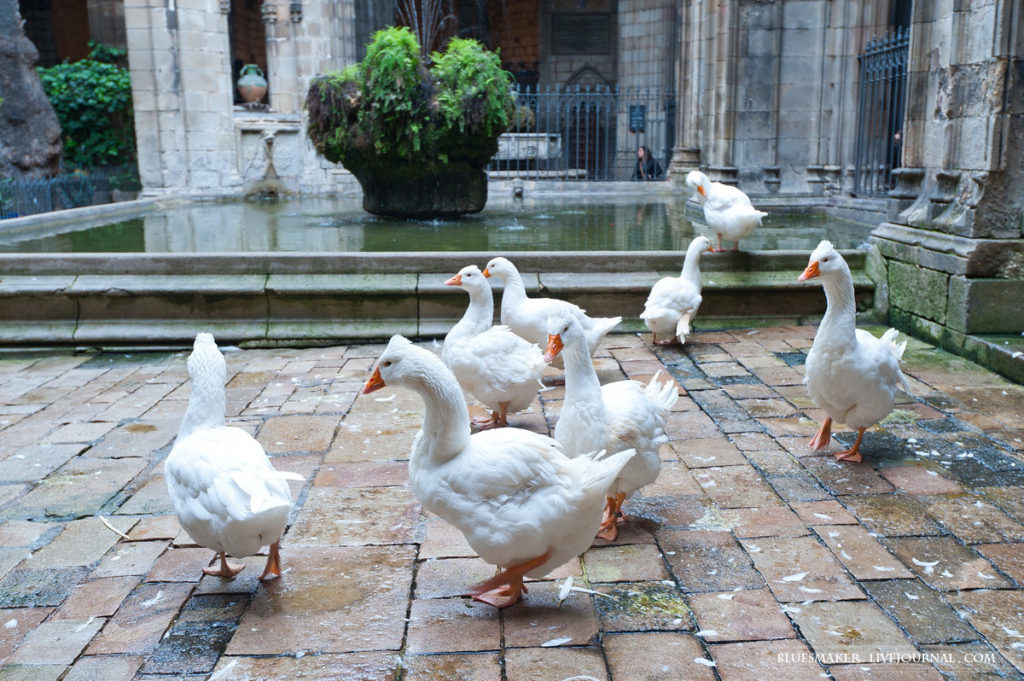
126;0;239;195
668;0;701;182
870;0;1023;377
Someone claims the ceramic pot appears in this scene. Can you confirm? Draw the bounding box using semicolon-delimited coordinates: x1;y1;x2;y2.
237;64;268;103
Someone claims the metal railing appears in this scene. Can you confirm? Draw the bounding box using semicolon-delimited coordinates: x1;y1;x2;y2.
0;166;140;220
853;28;909;197
490;84;675;181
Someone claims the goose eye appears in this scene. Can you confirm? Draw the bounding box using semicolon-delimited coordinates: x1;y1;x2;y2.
381;360;392;368
821;256;831;262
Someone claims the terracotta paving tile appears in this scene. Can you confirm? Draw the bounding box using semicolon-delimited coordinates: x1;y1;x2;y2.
721;506;808;538
5;456;146;521
325;389;422;463
592;581;692;632
788;600;918;663
127;516;179;545
861;579;977;644
922;495;1024;543
919;642;1021;681
689;588;795;642
630;494;715;528
640;460;703;496
54;576;140;620
0;443;85;483
976;543;1024;585
605;632;716;681
312;461;409;488
91;539;169;578
225;546;415;655
730;431;783;451
760;416;822;439
287;485;420;546
745;449;804;475
948;590;1024;674
722;383;780;400
141;593;249;675
842;495;943;537
811;525;914;580
0;607;51;664
709;639;823;681
882;537;1010;591
0;664;66;680
671;436;747;468
504;646;607;681
665;409;721;440
418;514;476;559
829;664;945;681
0;520;49;547
980;486;1024;524
802;457;897;495
414;557;497;599
403;653;500;681
86;582;193;655
582;544;669;582
208;652;399;680
145;547;213;582
792;500;859;525
740;536;864;602
880;465;964;494
691;465;780;508
63;655;144;681
405;598;500;654
503;582;600;648
660;530;764;593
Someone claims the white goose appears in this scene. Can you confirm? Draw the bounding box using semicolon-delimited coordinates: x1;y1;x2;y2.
686;170;767;252
545;313;678;541
800;241;911;463
442;264;546;429
363;336;635;608
482;256;621;359
165;333;303;580
641;235;714;345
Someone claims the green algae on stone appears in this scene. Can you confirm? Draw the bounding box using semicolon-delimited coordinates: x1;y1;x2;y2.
593;581;692;632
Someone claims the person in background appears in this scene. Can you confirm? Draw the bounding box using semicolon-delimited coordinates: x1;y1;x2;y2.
632;146;664;181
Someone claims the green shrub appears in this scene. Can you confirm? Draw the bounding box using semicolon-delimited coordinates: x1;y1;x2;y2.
306;27;513;175
38;43;136;169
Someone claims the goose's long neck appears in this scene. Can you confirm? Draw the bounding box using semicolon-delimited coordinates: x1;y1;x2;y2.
681;248;703;285
496;273;527;318
178;373;226;440
415;368;472;463
449;286;493;342
562;337;604;414
817;264;857;346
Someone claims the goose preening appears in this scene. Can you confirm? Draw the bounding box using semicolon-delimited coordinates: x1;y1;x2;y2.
165;333;303;580
686;170;767;252
545;313;678;540
482;256;621;361
363;336;635;608
441;264;546;429
641;235;714;345
799;241;911;463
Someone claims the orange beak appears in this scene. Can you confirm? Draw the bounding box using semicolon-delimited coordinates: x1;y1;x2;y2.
482;268;491;278
543;334;563;363
362;366;386;394
697;185;706;198
444;273;462;286
799;261;820;282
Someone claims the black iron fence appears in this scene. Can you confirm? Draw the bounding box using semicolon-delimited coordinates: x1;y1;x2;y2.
0;166;140;220
854;28;909;197
490;84;675;181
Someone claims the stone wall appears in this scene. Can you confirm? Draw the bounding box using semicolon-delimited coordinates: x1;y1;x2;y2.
870;0;1023;357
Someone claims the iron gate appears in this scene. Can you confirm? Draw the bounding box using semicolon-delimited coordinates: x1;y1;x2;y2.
490;84;675;181
854;28;909;197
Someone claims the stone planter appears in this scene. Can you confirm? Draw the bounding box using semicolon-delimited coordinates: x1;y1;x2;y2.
354;165;488;219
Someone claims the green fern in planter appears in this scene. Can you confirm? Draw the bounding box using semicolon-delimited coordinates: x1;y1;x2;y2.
306;27;513;177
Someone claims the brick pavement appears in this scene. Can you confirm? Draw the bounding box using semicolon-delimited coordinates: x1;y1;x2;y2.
0;327;1023;680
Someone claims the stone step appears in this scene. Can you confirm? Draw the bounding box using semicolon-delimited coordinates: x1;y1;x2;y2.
0;250;872;345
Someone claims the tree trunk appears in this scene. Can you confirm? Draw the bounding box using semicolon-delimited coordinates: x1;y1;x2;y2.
0;0;63;179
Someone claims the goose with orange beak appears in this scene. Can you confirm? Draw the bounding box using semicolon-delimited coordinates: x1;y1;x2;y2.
799;240;911;463
686;170;767;252
362;336;635;608
441;264;546;429
545;313;677;540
